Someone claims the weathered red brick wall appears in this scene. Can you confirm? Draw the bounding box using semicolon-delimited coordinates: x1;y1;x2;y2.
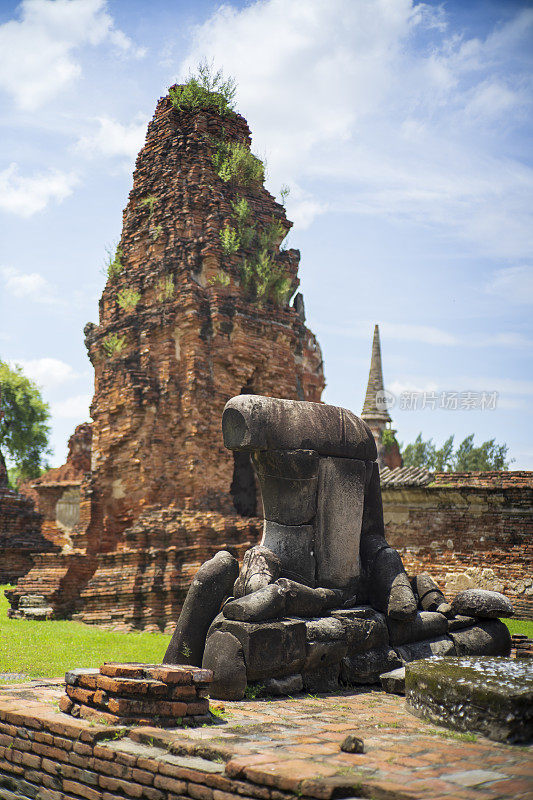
77;508;261;631
0;699;288;800
0;484;50;583
383;472;533;619
383;441;402;470
5;553;97;618
26;422;92;549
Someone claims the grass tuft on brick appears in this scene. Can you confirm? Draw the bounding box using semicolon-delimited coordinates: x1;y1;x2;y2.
0;586;170;681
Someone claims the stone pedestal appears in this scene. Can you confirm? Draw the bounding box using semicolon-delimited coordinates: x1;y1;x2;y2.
406;656;532;744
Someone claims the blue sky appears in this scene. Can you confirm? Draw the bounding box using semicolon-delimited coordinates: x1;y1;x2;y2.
0;0;532;468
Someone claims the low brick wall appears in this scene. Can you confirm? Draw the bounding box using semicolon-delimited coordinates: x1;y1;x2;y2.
62;663;212;726
383;472;533;619
0;699;318;800
2;678;533;800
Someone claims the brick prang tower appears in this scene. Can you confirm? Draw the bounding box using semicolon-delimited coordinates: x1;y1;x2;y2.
81;90;324;554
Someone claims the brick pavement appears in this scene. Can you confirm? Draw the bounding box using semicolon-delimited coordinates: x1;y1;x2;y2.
0;679;531;799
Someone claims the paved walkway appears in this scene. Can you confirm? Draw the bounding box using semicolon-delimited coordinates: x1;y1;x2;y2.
1;679;531;799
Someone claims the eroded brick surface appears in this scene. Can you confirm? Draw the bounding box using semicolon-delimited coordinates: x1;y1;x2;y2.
1;679;532;800
385;473;533;619
62;664;213;726
0;481;48;584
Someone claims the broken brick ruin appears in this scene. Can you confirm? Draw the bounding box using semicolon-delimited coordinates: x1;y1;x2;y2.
5;87;532;627
23;422;92;551
5;423;92;618
61;663;212;727
7;88;324;629
382;469;533;619
0;457;48;584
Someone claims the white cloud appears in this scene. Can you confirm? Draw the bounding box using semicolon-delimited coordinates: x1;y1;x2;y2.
486;265;533;305
390;374;533;400
0;0;144;110
2;266;59;303
75;115;148;161
0;163;77;216
318;319;531;349
381;322;457;347
464;80;523;122
8;357;80;389
389;379;440;396
52;393;91;418
286;183;328;230
178;0;533;256
318;320;459;346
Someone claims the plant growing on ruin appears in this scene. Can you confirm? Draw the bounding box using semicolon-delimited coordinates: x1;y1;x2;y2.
157;275;174;302
280;184;290;205
209;706;227;719
231;197;255;248
151;224;163;241
209;270;230;287
212;139;264;186
382;428;399;453
231;196;251;225
117;288;141;312
140;195;157;217
219;194;292;306
240;250;292;307
105;245;124;282
258;217;286;252
169;61;237;116
244;682;265;700
101;333;126;357
219;224;240;255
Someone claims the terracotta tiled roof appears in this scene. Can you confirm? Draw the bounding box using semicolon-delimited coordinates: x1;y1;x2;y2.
380;468;533;488
380;466;433;486
431;471;533;489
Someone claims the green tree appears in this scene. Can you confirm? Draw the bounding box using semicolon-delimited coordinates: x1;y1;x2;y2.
433;435;455;471
0;360;51;485
401;431;511;472
402;433;436;468
454;434;511;471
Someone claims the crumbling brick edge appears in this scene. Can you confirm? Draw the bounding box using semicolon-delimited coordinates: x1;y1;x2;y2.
0;689;415;800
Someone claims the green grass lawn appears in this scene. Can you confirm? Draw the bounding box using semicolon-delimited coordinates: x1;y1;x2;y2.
500;617;533;638
0;585;171;681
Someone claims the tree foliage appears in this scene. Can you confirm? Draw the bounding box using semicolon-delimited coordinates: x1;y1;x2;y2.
401;432;511;472
0;361;51;482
